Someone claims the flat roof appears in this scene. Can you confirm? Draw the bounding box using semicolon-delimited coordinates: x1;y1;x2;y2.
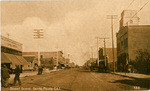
1;35;22;45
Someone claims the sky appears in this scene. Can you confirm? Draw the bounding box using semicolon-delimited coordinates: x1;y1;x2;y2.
1;0;150;66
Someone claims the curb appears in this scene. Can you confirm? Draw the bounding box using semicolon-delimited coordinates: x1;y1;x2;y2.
110;73;137;79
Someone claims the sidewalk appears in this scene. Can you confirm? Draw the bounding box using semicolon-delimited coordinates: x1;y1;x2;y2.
9;71;38;82
111;72;150;79
9;69;63;82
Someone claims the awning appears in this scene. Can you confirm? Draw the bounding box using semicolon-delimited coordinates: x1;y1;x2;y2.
15;55;28;65
23;56;35;62
3;53;22;65
2;53;28;65
1;53;12;63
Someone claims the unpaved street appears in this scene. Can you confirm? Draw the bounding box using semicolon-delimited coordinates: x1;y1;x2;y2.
2;68;148;91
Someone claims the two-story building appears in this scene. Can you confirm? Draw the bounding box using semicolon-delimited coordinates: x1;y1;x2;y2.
1;36;28;71
116;10;150;72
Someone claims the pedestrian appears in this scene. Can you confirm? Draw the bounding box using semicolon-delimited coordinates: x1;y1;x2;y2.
1;65;11;87
33;66;36;71
13;65;21;86
39;66;43;75
40;66;43;74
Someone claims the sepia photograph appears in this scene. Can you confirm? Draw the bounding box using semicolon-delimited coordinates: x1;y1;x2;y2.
1;0;150;91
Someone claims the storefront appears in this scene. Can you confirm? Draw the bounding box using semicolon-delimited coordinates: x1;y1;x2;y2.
1;36;28;72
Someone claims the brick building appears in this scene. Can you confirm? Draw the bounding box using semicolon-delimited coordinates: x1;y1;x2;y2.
98;48;117;71
116;10;150;72
98;48;117;62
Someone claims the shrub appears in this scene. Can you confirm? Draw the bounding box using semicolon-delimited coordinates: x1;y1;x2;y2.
133;49;150;74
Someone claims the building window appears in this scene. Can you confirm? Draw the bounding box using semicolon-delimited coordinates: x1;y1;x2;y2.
121;41;123;46
117;43;120;51
124;39;125;48
124;38;128;48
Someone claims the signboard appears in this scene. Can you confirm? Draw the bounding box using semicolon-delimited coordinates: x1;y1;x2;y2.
1;36;22;51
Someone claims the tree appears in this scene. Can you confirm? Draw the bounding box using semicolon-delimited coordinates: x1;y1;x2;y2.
133;49;150;74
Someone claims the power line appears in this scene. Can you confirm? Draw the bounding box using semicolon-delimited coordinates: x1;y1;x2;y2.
112;0;148;28
88;1;137;49
113;0;150;32
112;0;136;27
107;15;117;73
98;38;109;67
95;37;100;67
107;0;150;63
96;0;149;50
126;0;150;25
126;0;136;9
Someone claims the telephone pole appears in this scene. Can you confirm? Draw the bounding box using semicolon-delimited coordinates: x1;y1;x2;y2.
33;29;44;66
57;49;58;69
107;15;117;73
68;54;70;67
95;37;100;66
91;46;93;63
55;44;59;70
99;38;109;67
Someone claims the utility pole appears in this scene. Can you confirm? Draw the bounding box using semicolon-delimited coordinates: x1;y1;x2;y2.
56;45;59;70
33;29;44;66
99;38;109;67
95;37;100;66
107;15;117;73
91;46;93;62
57;50;58;69
64;56;66;67
68;54;70;67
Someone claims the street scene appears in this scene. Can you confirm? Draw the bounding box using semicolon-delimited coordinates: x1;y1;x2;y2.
2;68;150;91
1;0;150;91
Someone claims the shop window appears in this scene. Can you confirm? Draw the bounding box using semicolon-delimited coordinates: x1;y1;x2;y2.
124;38;128;48
121;41;123;46
117;43;120;51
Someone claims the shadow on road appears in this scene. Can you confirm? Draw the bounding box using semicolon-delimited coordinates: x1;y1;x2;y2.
109;78;150;90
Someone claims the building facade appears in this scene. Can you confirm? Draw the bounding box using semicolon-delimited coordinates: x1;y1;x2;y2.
1;36;22;56
23;56;38;70
22;51;64;66
65;58;70;66
98;48;117;71
116;10;150;72
87;58;97;67
1;36;28;71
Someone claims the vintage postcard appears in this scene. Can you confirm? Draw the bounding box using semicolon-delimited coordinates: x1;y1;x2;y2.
1;0;150;91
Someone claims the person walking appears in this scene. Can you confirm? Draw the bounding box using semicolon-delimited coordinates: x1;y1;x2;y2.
13;65;21;86
1;65;11;87
38;66;43;75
